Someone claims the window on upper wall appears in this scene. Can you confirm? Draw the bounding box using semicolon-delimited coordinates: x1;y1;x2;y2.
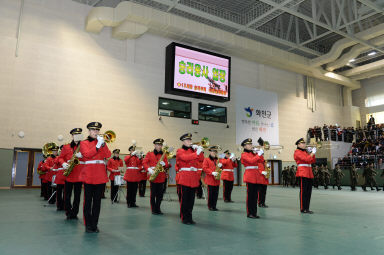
158;97;191;119
198;103;227;123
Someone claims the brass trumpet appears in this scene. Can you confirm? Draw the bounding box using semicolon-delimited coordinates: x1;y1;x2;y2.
98;130;116;143
193;137;210;148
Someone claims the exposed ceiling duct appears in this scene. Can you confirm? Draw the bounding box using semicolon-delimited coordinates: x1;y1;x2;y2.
341;58;384;77
309;23;384;68
350;68;384;80
326;34;384;72
85;1;360;89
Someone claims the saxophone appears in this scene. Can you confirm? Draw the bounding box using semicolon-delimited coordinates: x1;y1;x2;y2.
149;147;173;182
214;157;222;180
265;164;271;179
63;145;80;177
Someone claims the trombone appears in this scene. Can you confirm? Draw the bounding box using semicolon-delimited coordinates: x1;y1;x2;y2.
192;137;210;149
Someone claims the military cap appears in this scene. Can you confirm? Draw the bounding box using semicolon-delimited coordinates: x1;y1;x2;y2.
153;138;164;145
241;138;252;147
70;128;82;135
180;133;192;141
87;122;102;130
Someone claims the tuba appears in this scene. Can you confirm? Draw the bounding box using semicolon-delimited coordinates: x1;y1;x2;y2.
39;142;58;175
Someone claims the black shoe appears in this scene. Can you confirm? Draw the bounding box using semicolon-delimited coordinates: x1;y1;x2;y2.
261;204;269;208
131;204;139;208
208;208;214;211
247;214;259;219
300;210;305;213
57;208;64;211
182;220;192;225
85;227;95;233
94;227;100;233
224;200;230;203
158;211;164;215
127;204;132;208
377;187;381;191
212;208;219;211
190;220;196;225
152;211;160;215
338;187;342;190
70;215;78;220
304;210;314;214
229;200;234;203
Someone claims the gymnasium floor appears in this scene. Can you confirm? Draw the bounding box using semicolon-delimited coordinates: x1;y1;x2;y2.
0;186;383;255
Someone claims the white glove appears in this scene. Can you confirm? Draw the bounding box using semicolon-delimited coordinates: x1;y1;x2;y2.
131;151;137;156
266;163;270;168
253;147;258;153
160;161;166;166
147;168;155;175
311;147;317;154
212;172;219;177
192;144;199;150
262;171;267;176
257;149;264;156
62;163;69;169
229;153;235;160
96;136;105;148
196;147;203;155
75;152;82;158
307;147;313;153
218;163;222;168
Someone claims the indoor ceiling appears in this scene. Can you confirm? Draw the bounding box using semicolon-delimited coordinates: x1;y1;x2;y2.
74;0;384;78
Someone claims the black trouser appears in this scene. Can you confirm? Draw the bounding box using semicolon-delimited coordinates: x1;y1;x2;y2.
83;183;105;231
351;178;357;190
139;180;147;197
56;184;64;210
246;183;260;216
40;180;44;197
258;184;267;205
150;182;164;213
110;180;119;202
180;185;196;223
65;181;82;217
299;177;313;211
163;179;168;193
196;180;203;198
177;184;181;202
207;185;219;209
223;180;234;201
126;182;139;206
42;182;49;200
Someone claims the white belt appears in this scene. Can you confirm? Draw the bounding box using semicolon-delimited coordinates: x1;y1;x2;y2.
112;170;120;173
51;168;63;172
83;160;105;165
223;169;234;172
245;166;259;170
298;164;312;167
179;167;197;172
126;167;139;170
140;170;146;173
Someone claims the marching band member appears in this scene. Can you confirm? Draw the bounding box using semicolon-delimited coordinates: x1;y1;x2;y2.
37;155;47;198
53;145;65;211
107;149;123;203
240;138;264;219
294;138;316;214
138;155;147;197
80;122;111;233
123;146;142;208
176;133;202;224
203;146;222;211
257;154;269;208
220;150;237;203
59;128;84;220
42;145;60;204
143;138;170;215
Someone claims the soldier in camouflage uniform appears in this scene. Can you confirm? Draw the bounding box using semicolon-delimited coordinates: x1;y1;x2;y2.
362;163;381;191
290;165;296;188
350;163;359;191
321;164;331;189
313;165;320;189
332;164;344;190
